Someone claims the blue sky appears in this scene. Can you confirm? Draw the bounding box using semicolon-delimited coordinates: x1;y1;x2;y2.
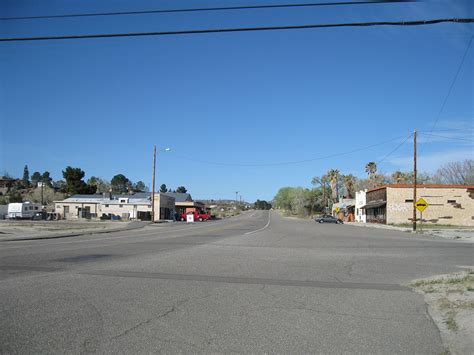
1;0;472;201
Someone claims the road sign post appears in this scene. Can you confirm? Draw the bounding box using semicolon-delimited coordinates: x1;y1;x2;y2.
415;198;429;233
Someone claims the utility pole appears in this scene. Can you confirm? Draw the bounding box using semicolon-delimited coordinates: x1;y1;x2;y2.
152;145;156;223
235;191;239;207
40;179;44;207
413;129;417;232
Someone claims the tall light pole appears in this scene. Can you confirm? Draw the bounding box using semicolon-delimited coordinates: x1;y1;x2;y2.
235;191;239;207
151;146;171;223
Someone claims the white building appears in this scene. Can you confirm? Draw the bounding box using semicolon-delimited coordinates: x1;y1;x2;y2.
54;192;175;221
355;190;367;223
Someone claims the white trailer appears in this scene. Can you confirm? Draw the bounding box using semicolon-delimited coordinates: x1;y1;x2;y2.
7;202;41;219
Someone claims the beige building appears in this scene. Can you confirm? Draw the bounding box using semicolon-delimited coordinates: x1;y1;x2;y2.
55;192;175;221
363;185;474;226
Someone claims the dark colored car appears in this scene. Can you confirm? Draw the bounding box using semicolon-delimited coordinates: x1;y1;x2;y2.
314;215;343;224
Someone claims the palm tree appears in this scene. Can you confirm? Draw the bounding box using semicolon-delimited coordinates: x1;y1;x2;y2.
327;169;340;203
342;174;356;198
365;162;377;177
391;171;404;184
365;162;378;188
312;174;329;212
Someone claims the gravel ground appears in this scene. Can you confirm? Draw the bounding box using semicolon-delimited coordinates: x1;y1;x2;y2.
0;220;147;241
410;269;474;355
346;221;474;242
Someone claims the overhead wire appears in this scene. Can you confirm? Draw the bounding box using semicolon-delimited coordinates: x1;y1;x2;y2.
1;18;473;42
420;132;474;142
0;1;417;21
376;132;413;165
170;134;411;167
422;36;473;149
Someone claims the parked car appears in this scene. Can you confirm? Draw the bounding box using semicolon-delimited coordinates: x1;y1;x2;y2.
180;211;211;222
314;215;343;224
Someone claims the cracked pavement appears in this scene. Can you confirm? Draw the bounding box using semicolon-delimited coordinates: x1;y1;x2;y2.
1;210;472;353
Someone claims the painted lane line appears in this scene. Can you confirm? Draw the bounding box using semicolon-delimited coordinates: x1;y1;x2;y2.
244;211;271;235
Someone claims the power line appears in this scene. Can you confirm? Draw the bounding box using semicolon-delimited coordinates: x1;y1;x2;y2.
424;36;473;146
171;134;410;167
420;132;474;142
0;1;416;21
1;18;472;42
377;133;413;165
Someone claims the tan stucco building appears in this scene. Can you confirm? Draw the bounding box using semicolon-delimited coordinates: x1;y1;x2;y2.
363;185;474;226
55;192;175;221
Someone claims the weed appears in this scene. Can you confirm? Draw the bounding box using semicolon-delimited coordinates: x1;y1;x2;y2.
444;312;458;331
467;287;474;292
424;287;436;293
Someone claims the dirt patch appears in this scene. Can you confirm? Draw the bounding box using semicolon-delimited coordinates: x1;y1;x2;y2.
410;269;474;354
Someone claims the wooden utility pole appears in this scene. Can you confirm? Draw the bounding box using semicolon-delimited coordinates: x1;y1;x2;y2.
151;145;156;223
413;129;417;232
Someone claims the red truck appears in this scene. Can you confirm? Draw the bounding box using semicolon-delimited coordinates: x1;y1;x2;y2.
180;211;211;222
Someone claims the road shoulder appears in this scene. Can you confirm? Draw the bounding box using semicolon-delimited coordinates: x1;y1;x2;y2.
409;269;474;355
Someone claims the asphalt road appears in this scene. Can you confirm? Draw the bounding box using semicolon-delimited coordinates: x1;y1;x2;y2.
1;211;472;353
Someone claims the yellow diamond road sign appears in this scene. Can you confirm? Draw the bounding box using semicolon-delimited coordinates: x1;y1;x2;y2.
416;198;429;213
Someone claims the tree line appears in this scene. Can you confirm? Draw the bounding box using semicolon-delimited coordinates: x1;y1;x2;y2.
1;165;189;204
274;159;473;217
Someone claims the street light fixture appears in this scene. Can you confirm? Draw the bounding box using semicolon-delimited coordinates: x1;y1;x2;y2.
151;146;171;222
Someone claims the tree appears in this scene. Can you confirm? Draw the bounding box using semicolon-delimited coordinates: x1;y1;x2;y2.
254;200;272;210
31;171;42;185
42;171;53;187
160;184;168;193
327;169;340;203
8;190;22;203
87;176;111;193
62;166;96;195
22;165;30;187
53;179;67;193
391;171;413;184
176;186;187;193
342;174;356;198
365;162;380;188
432;159;474;185
134;181;146;192
311;174;329;212
365;162;377;177
111;174;130;193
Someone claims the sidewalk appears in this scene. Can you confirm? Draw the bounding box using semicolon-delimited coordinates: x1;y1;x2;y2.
345;221;474;242
0;220;149;242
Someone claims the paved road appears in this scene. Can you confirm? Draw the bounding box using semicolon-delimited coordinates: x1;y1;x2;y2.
1;211;472;353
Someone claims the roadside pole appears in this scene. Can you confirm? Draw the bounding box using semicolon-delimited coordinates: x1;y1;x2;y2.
413;129;417;232
151;145;156;223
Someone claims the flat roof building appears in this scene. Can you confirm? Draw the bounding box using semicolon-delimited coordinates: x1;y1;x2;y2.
362;185;474;226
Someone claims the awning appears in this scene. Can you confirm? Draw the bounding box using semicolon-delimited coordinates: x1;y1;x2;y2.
360;201;386;209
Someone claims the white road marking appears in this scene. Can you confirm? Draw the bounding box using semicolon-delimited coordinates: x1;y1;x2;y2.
244;211;271;235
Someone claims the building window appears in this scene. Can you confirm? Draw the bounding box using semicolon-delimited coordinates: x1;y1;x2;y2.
35;207;39;210
405;199;413;203
119;204;123;208
105;204;109;207
447;200;456;203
